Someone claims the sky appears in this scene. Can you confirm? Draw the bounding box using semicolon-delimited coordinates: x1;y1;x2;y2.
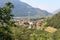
20;0;60;13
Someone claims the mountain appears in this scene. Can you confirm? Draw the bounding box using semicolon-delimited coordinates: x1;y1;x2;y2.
53;9;60;14
0;0;52;18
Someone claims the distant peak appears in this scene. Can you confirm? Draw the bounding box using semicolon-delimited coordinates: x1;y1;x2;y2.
53;8;60;14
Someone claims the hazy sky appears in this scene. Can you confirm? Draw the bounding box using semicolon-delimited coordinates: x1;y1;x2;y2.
20;0;60;13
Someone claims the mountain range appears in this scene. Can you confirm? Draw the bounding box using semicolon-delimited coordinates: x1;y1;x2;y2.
53;9;60;14
0;0;52;18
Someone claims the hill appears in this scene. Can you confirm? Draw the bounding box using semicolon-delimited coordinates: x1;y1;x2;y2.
46;12;60;28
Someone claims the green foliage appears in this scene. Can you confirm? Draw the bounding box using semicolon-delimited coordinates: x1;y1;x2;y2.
46;12;60;28
0;32;13;40
0;2;14;40
0;2;14;27
9;26;60;40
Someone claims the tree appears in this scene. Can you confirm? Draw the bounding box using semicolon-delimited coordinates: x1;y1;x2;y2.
0;2;14;27
0;2;14;40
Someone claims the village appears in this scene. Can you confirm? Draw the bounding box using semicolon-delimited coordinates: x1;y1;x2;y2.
14;18;45;29
14;18;57;33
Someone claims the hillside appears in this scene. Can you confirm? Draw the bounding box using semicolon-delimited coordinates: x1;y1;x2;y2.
46;12;60;28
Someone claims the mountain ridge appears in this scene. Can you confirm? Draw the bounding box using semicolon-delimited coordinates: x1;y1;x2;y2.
0;0;52;18
53;9;60;14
